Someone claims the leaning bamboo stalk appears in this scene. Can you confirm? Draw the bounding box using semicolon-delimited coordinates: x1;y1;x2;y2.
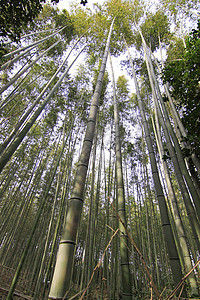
0;72;42;110
152;112;199;295
0;39;61;95
109;51;132;299
1;44;37;71
0;46;85;174
138;32;200;248
0;34;85;155
48;18;115;299
2;27;65;60
4;28;60;46
85;128;98;294
156;42;200;176
166;259;200;300
5;123;70;300
152;43;187;141
125;39;185;294
146;45;200;218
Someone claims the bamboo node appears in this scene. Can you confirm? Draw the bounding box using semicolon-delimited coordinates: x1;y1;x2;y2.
122;292;132;296
162;223;171;227
84;138;93;143
60;240;76;245
87;118;95;123
91;103;99;108
77;162;88;169
70;196;84;202
118;208;126;212
120;262;130;266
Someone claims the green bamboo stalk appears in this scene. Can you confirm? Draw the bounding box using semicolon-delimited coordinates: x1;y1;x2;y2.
48;18;115;299
0;72;43;111
146;46;200;219
0;46;85;174
0;39;61;95
34;119;73;299
126;40;185;294
1;44;37;71
42;127;79;298
109;51;132;299
138;32;200;249
6;123;70;300
152;112;199;295
0;34;84;155
2;27;64;60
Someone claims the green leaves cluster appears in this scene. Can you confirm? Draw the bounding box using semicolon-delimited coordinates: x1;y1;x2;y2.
105;0;136;54
134;10;171;52
163;20;200;155
0;0;59;42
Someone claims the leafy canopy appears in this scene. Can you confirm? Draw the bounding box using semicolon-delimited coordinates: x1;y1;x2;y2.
0;0;59;42
163;20;200;155
134;10;171;52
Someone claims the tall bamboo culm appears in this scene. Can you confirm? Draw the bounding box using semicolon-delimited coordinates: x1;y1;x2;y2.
48;18;115;299
109;51;132;299
125;40;185;295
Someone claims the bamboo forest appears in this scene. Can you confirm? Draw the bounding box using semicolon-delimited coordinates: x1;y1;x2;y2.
0;0;200;299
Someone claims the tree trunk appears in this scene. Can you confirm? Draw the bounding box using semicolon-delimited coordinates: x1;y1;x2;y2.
109;51;132;299
48;19;115;299
126;40;185;294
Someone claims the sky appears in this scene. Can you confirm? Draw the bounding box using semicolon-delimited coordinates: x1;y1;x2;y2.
57;0;106;12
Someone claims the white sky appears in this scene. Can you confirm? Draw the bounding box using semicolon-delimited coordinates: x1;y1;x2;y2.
57;0;106;12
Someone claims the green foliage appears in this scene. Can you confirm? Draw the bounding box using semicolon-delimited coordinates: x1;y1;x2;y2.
32;4;75;46
165;37;185;64
72;0;137;56
115;75;134;122
133;10;171;52
36;3;59;27
105;0;136;55
161;0;199;20
0;3;75;60
86;52;98;67
69;0;140;56
86;6;112;55
163;20;200;155
0;0;59;42
54;9;75;41
41;36;63;57
71;6;93;37
116;75;129;100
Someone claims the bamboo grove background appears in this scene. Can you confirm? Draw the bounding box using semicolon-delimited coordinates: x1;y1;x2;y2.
0;0;200;299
